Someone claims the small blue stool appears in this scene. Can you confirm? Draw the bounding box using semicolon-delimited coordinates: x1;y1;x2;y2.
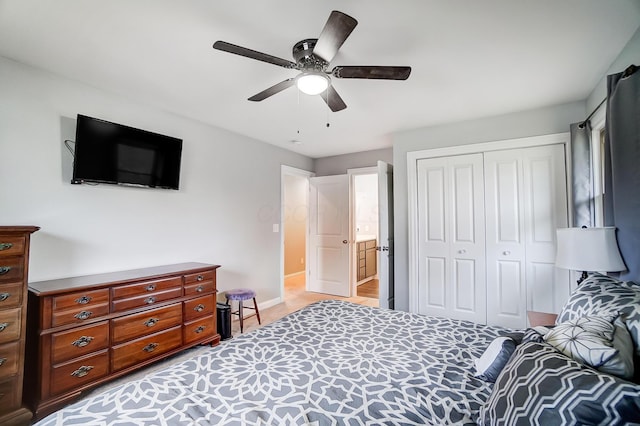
225;288;261;333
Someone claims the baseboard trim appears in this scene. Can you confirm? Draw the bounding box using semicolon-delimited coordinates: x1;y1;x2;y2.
258;297;282;311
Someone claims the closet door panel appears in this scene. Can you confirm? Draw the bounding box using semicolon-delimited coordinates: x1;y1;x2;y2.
418;161;448;316
486;144;569;328
449;155;485;322
496;260;522;316
424;257;447;313
523;145;569;315
417;154;485;323
485;152;526;327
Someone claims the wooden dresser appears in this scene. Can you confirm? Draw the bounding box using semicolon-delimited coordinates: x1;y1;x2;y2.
25;262;220;420
0;226;39;426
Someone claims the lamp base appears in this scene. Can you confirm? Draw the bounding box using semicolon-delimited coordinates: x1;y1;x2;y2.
577;270;589;285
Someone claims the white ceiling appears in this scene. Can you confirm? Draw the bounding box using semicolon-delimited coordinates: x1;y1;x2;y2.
1;1;639;158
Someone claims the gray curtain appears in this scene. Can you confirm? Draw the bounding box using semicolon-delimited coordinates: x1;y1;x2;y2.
605;64;640;282
569;121;594;227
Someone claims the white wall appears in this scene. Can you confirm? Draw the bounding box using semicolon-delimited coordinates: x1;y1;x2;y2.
314;147;392;176
586;27;640;113
392;101;586;311
0;56;313;303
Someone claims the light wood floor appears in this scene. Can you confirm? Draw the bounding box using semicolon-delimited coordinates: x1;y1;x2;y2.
229;273;379;335
357;278;379;299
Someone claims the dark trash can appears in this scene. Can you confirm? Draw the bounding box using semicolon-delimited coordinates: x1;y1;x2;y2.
217;302;232;340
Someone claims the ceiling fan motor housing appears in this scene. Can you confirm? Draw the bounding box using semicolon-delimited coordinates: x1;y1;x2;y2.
293;39;327;71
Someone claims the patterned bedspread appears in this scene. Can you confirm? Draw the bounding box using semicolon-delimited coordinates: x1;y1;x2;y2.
37;300;509;425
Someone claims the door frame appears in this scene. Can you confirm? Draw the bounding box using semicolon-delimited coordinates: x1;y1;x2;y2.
406;132;572;314
280;165;315;302
348;166;378;297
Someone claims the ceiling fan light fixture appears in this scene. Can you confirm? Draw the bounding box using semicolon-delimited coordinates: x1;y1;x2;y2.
296;72;329;95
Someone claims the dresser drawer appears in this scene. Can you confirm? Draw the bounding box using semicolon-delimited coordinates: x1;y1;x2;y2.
0;236;25;258
111;287;183;312
111;326;182;372
0;282;23;309
50;350;109;396
184;294;215;321
52;288;110;312
51;302;110;328
0;257;23;284
183;315;215;345
0;341;19;380
184;270;215;286
0;375;20;415
51;321;109;364
112;276;182;299
111;303;182;344
184;278;215;296
0;308;20;344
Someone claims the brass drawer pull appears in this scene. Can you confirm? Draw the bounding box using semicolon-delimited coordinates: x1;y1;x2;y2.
143;343;158;353
144;317;159;327
0;266;10;275
0;243;13;251
74;311;92;320
145;296;156;304
0;323;8;332
196;275;204;282
195;325;206;334
0;357;6;366
75;295;92;305
194;304;205;312
72;336;94;347
0;293;10;302
195;285;204;293
71;365;93;378
145;283;156;291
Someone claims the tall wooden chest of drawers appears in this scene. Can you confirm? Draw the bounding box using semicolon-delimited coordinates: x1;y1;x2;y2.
25;262;220;420
0;226;39;426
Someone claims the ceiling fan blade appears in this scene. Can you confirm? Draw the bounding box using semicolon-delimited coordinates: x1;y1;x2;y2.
248;78;296;101
312;11;358;63
319;85;347;112
213;41;297;69
332;66;412;80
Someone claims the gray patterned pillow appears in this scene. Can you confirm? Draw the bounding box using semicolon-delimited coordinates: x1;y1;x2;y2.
557;272;640;356
480;342;640;426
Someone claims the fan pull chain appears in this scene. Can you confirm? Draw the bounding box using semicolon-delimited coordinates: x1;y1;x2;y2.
326;87;331;128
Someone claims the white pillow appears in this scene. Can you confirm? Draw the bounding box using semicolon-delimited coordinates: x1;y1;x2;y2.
474;337;517;382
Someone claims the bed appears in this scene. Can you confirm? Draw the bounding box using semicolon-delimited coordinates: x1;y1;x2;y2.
35;275;640;425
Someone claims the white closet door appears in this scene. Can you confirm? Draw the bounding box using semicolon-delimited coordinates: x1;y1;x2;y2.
485;144;568;328
417;154;486;323
522;145;569;315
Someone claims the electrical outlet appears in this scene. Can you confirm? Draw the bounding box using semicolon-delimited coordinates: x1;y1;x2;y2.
300;257;304;264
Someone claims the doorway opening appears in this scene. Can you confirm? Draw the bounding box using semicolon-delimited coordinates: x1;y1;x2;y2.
350;168;379;304
280;165;386;310
281;167;312;306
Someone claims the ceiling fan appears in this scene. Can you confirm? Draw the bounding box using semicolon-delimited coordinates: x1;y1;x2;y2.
212;10;411;112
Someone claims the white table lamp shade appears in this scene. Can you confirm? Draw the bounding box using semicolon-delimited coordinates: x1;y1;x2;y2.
555;227;626;272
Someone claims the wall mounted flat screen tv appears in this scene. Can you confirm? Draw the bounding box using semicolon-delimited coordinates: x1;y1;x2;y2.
72;114;183;190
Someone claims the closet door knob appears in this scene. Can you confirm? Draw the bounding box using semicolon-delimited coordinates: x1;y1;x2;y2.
458;249;466;254
502;250;511;256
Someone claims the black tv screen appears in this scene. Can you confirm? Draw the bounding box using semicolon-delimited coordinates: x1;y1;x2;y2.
72;114;182;190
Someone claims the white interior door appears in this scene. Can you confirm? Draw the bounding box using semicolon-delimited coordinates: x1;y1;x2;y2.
377;161;394;309
308;175;350;296
417;154;486;323
485;144;568;327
